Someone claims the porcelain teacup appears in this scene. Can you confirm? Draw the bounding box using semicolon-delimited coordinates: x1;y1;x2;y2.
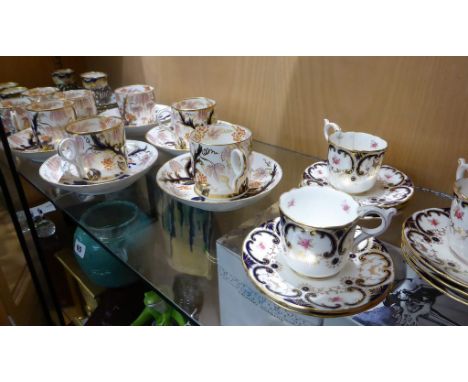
165;97;217;150
80;71;114;109
323;119;388;194
279;186;396;278
0;97;32;135
23;87;61;102
115;84;157;126
189;120;252;199
0;86;28;99
448;158;468;260
58;116;127;182
26;99;76;150
63;89;97;118
52;68;77;91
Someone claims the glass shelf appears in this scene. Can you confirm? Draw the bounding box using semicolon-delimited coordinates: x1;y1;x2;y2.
13;140;468;325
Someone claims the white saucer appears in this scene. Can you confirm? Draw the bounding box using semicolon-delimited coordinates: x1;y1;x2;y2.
402;245;468;306
402;207;468;288
301;161;414;209
7;128;57;162
99;104;171;137
145;126;189;156
39;140;158;195
156;152;283;212
242;217;394;317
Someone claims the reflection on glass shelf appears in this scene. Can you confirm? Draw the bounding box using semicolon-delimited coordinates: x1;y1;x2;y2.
13;140;467;325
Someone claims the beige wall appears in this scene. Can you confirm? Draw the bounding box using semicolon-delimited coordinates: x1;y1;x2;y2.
83;56;468;192
1;57;466;192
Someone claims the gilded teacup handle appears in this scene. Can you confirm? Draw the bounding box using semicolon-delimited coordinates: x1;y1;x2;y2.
456;158;468;180
353;206;397;248
58;137;87;179
323;118;341;141
230;149;245;191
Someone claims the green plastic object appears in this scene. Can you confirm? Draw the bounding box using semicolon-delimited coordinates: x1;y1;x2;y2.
73;200;144;288
131;291;187;326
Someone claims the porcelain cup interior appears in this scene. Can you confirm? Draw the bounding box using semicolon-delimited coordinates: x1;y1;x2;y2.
449;158;468;259
114;84;156;126
26;99;76;149
170;97;217;149
59;116;128;182
325;120;388;194
0;86;28;99
189;121;252;200
63;89;97;118
0;97;32;134
279;186;395;278
80;71;108;89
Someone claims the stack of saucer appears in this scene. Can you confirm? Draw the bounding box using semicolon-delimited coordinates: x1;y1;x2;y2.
402;159;468;306
242;186;396;317
300;119;414;209
157;114;282;212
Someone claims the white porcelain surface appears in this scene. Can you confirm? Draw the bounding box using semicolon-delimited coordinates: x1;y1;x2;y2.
7;128;56;162
39;140;158;195
0;97;32;135
145;126;189;156
242;217;394;316
301;161;414;209
279;187;396;278
99;104;171;137
448;158;468;259
114;84;156;126
156;151;282;212
403;207;468;288
324;119;387;194
63;89;97;118
26;99;75;149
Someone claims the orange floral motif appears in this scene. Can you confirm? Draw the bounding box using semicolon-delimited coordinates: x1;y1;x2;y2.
192;126;208;142
101;157;114;170
196;172;208;185
231;126;246;142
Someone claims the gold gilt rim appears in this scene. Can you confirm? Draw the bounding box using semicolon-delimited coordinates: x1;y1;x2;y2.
26;99;74;112
190;121;253;146
241;233;394;318
114;84;155;95
65;116;123;135
172;96;216;112
0;99;31;110
145;128;187;152
0;86;28;95
62;89;94;100
23;87;59;96
400;217;468;289
401;246;468;306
